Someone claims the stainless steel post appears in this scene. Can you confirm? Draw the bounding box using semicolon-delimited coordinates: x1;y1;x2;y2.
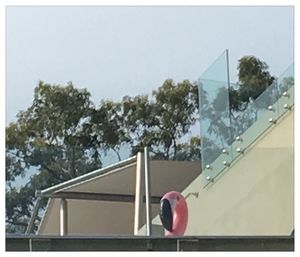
144;147;152;236
134;152;144;235
60;198;68;236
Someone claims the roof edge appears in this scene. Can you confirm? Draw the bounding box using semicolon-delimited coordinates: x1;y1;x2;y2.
39;155;137;196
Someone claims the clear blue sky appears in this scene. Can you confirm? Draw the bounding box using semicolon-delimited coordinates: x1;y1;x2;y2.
6;6;294;125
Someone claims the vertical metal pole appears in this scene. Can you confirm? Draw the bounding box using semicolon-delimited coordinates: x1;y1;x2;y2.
60;198;68;236
29;238;33;251
144;146;152;236
134;152;144;235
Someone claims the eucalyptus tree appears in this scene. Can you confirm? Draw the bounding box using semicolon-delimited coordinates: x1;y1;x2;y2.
6;81;101;233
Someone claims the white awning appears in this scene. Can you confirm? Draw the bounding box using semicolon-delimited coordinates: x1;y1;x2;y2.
37;158;200;236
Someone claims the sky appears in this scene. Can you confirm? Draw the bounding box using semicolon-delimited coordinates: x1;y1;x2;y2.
6;6;294;125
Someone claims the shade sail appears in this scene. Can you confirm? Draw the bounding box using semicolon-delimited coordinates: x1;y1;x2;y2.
37;159;201;236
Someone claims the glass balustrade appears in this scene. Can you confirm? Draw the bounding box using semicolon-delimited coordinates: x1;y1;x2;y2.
198;51;294;187
198;50;232;182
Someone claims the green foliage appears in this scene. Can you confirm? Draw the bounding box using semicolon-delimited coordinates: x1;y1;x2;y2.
88;100;129;161
199;55;276;154
6;81;102;233
279;76;294;92
120;94;157;152
121;79;200;160
237;56;275;104
152;79;199;160
173;136;201;161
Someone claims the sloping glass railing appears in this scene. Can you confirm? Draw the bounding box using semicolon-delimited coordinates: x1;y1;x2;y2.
199;56;294;187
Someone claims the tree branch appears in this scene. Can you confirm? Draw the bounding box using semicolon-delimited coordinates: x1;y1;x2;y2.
112;148;122;162
40;164;64;182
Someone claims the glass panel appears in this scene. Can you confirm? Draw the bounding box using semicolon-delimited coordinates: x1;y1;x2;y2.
277;64;294;119
198;49;294;187
229;82;243;162
277;64;294;94
198;50;232;184
231;64;294;159
231;81;279;156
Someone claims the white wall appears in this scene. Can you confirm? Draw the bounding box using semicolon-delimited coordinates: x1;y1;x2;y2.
151;110;294;236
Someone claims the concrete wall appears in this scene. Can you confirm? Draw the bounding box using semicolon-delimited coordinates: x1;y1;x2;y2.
151;110;294;236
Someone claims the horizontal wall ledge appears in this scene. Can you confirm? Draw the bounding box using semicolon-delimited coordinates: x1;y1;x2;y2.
6;235;294;251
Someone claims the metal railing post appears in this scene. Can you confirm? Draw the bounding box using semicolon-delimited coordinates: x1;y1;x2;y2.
134;152;144;235
60;198;68;236
144;147;152;236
